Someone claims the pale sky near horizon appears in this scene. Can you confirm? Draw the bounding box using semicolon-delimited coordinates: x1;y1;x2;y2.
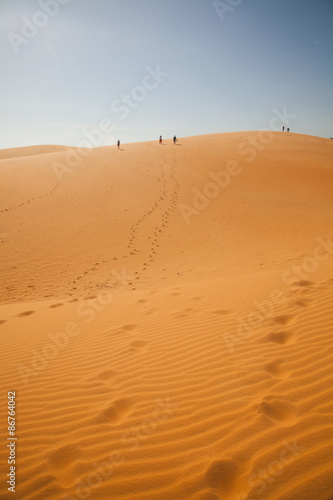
0;0;332;148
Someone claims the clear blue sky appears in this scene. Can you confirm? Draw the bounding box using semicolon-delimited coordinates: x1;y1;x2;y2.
0;0;332;148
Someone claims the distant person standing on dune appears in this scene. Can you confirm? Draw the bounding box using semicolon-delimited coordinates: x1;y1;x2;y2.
173;135;177;144
159;135;162;144
117;140;120;149
282;126;285;132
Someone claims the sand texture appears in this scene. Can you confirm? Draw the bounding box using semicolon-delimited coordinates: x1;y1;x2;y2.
0;132;333;499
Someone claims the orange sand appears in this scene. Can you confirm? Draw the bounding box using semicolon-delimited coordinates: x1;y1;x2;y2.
0;132;333;499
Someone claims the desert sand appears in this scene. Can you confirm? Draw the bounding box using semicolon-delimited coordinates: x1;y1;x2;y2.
0;132;333;500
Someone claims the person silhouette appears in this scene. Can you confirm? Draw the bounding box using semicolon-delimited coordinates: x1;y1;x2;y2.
117;140;120;149
159;135;162;144
173;135;177;144
282;126;285;132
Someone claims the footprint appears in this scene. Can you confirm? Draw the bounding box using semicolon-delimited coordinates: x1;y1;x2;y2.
99;398;134;425
137;299;149;304
174;307;200;318
266;330;297;345
263;359;291;378
122;324;138;332
16;310;35;317
145;307;159;315
184;307;200;314
204;459;240;495
293;280;316;288
0;320;6;325
291;299;313;308
48;445;81;470
130;340;148;352
49;303;63;309
272;314;296;326
68;298;78;303
213;309;232;316
98;370;118;383
258;398;298;425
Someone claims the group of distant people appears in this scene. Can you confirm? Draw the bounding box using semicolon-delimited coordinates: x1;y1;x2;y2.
159;135;177;144
118;127;293;149
117;128;292;149
116;136;178;149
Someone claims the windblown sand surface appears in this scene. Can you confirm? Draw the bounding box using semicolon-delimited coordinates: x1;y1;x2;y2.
0;132;333;499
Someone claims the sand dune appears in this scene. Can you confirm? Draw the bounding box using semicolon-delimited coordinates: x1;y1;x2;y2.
0;132;333;499
0;145;71;160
